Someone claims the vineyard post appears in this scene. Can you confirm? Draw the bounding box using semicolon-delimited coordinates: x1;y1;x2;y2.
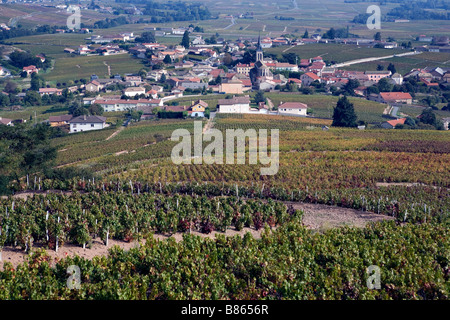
26;174;29;187
46;211;49;242
56;216;60;252
106;227;109;247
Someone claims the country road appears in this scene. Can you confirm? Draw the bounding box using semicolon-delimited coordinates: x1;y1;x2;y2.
331;51;421;68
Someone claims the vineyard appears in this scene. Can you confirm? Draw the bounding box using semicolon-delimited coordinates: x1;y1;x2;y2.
0;114;449;300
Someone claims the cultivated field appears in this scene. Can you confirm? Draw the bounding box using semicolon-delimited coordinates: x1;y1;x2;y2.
44;53;145;83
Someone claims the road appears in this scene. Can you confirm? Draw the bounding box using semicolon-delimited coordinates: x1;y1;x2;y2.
331;51;422;68
224;16;236;30
391;106;400;118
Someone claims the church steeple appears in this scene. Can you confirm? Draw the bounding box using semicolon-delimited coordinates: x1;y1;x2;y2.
256;31;263;62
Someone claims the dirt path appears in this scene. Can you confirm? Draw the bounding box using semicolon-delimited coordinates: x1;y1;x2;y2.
106;126;124;141
287;202;394;230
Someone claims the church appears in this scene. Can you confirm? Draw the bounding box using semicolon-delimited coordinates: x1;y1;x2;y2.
250;34;274;90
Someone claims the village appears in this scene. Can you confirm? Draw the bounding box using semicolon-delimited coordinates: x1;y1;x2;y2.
1;24;450;133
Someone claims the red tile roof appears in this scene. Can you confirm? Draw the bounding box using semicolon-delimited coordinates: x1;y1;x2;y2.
386;118;407;127
380;92;413;101
304;72;320;80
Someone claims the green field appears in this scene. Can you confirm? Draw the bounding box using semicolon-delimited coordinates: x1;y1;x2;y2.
342;51;450;75
0;105;68;123
267;43;406;64
264;93;388;123
44;53;145;83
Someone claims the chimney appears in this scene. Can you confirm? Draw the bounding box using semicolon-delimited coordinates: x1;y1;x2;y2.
184;106;187;110
83;115;87;120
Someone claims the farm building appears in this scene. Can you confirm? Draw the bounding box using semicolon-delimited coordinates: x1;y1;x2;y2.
379;92;413;105
278;102;308;116
69;115;107;133
0;117;13;126
381;118;407;129
217;96;251;113
49;115;73;127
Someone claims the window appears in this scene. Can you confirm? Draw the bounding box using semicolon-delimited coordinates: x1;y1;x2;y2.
91;124;94;127
73;124;77;128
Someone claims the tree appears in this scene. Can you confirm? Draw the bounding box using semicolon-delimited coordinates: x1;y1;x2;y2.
4;81;18;94
323;28;336;39
163;54;172;64
332;96;358;128
419;108;443;129
30;73;44;91
377;78;393;92
69;101;89;117
254;91;265;104
181;30;190;49
281;53;298;65
0;93;10;107
0;123;57;194
160;73;167;83
223;53;233;66
88;103;104;116
387;63;397;74
377;64;385;71
24;91;42;106
303;29;309;38
135;31;156;43
374;32;382;41
342;79;360;96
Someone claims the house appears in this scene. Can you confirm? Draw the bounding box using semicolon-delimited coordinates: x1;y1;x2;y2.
217;96;251;113
189;100;208;117
69;115;107;133
381;118;407;129
36;55;46;63
23;65;39;76
364;71;391;83
443;73;450;83
275;63;299;72
85;80;103;92
49;115;73;127
94;99;162;112
278;102;308;116
391;73;404;85
180;80;208;91
300;72;321;86
418;35;433;42
124;87;146;97
124;75;142;86
39;88;63;96
442;117;450;131
0;66;4;76
236;63;254;76
379;92;413;104
299;59;311;67
192;36;205;46
220;79;244;94
0;117;13;126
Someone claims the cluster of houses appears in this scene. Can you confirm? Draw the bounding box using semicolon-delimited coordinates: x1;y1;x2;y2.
4;26;450;133
415;36;450;53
